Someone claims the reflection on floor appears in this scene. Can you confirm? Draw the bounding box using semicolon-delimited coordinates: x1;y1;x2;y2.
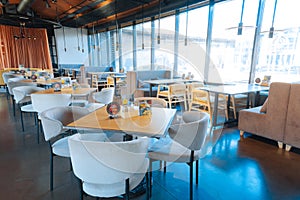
1;92;300;200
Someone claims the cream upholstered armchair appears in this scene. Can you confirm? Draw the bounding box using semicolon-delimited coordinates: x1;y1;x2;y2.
148;111;209;200
40;106;90;191
68;133;149;200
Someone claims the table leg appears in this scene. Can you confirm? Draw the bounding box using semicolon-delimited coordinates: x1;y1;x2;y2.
212;93;219;127
149;84;153;97
113;77;117;95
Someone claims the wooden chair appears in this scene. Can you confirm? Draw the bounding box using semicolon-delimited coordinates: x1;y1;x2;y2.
134;97;167;108
157;83;187;110
189;89;227;123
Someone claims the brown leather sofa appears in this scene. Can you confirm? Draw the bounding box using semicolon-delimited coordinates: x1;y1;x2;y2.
239;82;300;151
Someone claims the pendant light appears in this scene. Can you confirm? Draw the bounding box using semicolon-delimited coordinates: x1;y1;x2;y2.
92;24;96;49
62;26;67;52
157;0;161;45
237;0;245;35
81;27;84;53
142;3;144;50
76;19;80;51
115;0;119;51
269;0;278;38
185;0;189;46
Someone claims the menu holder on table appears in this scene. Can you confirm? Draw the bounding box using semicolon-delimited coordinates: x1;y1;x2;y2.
52;82;62;92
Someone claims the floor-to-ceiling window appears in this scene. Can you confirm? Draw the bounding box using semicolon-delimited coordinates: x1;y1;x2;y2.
210;0;258;83
121;26;134;71
178;6;208;81
136;21;151;70
256;0;300;83
153;15;175;71
87;0;300;83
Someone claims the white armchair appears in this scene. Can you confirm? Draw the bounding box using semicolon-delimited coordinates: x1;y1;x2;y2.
148;111;209;200
12;86;44;134
68;133;149;199
86;87;114;112
39;106;90;191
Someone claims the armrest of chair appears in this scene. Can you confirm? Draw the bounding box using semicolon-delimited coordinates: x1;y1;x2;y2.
238;106;268;135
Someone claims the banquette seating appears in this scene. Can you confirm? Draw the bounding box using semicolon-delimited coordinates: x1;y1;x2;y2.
126;70;172;97
239;82;300;151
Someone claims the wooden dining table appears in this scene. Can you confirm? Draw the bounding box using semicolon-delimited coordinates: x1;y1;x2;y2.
32;87;97;103
66;106;177;138
33;87;96;95
143;78;198;96
21;78;62;88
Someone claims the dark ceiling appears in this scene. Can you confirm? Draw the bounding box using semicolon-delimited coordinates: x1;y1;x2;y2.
0;0;208;32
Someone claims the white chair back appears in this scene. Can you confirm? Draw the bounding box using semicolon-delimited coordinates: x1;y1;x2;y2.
7;81;37;96
40;106;89;141
93;87;114;104
170;111;209;151
7;77;25;82
68;134;149;197
2;72;18;84
12;86;44;104
31;94;72;115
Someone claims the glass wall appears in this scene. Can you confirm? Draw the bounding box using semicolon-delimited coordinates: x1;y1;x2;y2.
210;0;258;83
178;6;208;81
87;0;300;84
154;15;175;71
256;0;300;83
121;26;134;71
136;21;151;70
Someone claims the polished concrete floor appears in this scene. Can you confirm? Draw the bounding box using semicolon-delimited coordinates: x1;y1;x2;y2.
1;92;300;200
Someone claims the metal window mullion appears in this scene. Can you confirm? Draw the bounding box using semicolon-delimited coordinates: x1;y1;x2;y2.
151;18;155;70
106;31;111;67
118;29;123;70
249;0;265;84
204;0;214;83
110;30;116;68
88;35;92;66
133;22;137;71
174;10;180;77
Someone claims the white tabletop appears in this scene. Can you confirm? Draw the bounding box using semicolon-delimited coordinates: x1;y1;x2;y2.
198;83;269;95
143;78;197;85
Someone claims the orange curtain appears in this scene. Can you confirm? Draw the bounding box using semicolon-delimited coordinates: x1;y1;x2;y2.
0;25;52;70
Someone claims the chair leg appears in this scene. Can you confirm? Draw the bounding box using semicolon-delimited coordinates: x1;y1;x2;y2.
149;159;153;197
163;161;166;173
6;86;9;100
189;151;195;200
49;146;54;191
20;108;25;132
124;178;129;200
196;160;199;185
36;118;40;144
146;171;150;200
77;178;83;200
12;98;16;117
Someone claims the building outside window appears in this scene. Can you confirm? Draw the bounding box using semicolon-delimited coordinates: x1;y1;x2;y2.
256;0;300;83
210;0;258;84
